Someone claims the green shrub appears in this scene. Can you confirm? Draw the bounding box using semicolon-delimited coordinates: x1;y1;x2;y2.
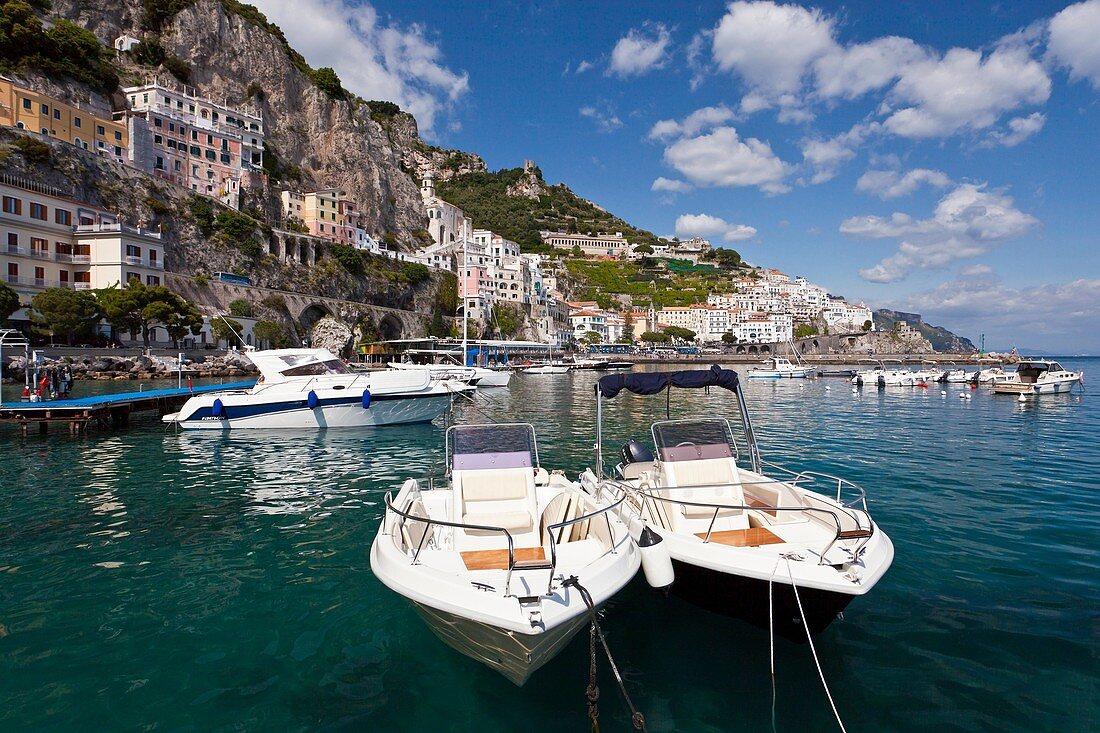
144;194;172;217
310;66;348;100
401;262;430;284
228;298;252;317
213;209;258;241
328;243;363;273
194;273;210;286
12;135;50;164
162;54;191;83
187;195;215;236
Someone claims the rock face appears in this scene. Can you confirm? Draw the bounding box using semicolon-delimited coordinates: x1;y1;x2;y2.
309;316;352;355
874;309;976;353
47;0;470;246
4;353;259;381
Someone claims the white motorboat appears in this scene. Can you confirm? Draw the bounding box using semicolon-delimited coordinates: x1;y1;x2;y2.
943;367;971;383
911;361;944;385
991;359;1083;396
581;366;894;638
851;359;915;387
970;358;1013;385
162;348;468;429
747;356;815;379
522;363;571;375
371;423;639;685
389;360;512;388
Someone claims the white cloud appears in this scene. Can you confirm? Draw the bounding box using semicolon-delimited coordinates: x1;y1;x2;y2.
663;126;791;194
801;138;855;184
711;0;836;115
813;36;929;100
579;103;623;133
856;168;952;199
575;60;595;74
652;177;693;193
841;183;1040;282
982;112;1046;147
250;0;468;137
1047;0;1100;88
647;105;737;141
883;46;1050;138
675;213;757;242
608;23;672;78
898;268;1100;350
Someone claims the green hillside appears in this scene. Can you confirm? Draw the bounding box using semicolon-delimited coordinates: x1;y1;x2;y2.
435;167;663;253
563;257;745;310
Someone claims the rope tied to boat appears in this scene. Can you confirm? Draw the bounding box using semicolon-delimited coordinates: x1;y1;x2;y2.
563;575;647;732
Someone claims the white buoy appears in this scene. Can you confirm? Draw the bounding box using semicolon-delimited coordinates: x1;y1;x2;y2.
638;526;674;590
825;385;831;391
958;393;966;399
940;390;947;396
1018;394;1027;403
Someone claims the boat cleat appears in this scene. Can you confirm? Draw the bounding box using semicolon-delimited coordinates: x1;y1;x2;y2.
517;596;545;629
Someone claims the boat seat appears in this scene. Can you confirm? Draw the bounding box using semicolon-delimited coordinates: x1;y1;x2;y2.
658;456;749;532
620;461;655;480
452;466;540;551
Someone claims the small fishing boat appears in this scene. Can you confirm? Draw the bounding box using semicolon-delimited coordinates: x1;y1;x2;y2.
581;366;894;638
371;423;638;684
747;356;815;379
163;348;467;429
991;359;1083;396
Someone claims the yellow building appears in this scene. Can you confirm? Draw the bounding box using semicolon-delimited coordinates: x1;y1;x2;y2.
0;77;128;163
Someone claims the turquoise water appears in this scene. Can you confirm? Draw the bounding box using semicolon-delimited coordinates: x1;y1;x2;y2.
1;361;1097;732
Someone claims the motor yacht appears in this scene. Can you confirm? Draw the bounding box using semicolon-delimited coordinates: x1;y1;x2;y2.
521;362;571;374
991;359;1083;396
851;360;915;387
162;348;468;429
581;366;894;638
371;423;639;685
747;356;815;379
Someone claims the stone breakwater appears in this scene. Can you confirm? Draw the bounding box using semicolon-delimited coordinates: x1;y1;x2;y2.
2;353;258;382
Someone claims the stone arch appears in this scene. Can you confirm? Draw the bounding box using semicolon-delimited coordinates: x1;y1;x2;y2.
761;344;771;353
300;303;332;328
813;339;820;348
736;345;746;354
748;345;758;354
378;313;403;340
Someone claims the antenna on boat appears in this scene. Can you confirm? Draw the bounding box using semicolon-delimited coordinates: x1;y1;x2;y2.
461;221;469;368
215;314;252;351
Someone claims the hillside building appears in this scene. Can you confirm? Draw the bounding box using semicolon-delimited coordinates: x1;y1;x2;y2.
541;230;629;257
0;77;127;163
421;174;471;246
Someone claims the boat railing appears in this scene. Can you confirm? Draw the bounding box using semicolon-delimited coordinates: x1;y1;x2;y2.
601;476;874;565
542;493;630;594
761;460;869;511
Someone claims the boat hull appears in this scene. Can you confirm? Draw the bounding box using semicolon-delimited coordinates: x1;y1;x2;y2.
171;393;452;429
992;377;1081;396
669;559;855;639
747;369;814;379
410;601;591;685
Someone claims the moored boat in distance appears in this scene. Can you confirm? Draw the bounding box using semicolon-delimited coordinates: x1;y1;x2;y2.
851;359;915;387
747;356;815;379
991;359;1083;397
163;348;467;429
370;423;639;685
581;366;894;638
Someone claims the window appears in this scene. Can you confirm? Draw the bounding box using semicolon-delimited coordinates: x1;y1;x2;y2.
126;245;141;257
191;130;198;140
155;156;165;170
174;160;181;172
97;125;105;136
154;134;163;144
29;203;46;221
41;128;48;135
31;237;47;253
34;266;44;284
206;134;213;145
167;140;176;149
205;149;216;160
154;117;162;128
56;241;71;255
59;270;68;283
190;145;201;156
146;275;160;286
149;249;158;263
53;109;60;120
6;233;17;250
22;98;30;110
2;196;21;215
179;126;186;136
188;104;194;112
41;103;48;115
114;131;122;141
126;271;140;283
7;263;17;282
220;153;231;164
114;146;122;156
168;122;175;132
74;272;90;284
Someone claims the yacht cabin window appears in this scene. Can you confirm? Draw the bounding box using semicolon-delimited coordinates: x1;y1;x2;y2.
278;358;350;377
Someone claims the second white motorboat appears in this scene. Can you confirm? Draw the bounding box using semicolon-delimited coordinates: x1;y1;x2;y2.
747;356;815;379
163;348;468;429
991;359;1083;396
371;423;639;685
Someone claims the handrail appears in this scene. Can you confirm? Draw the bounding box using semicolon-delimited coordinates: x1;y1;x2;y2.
761;460;869;510
601;477;873;566
384;492;519;596
543;493;629;594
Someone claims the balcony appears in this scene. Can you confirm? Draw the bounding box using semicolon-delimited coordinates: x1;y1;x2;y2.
125;255;143;265
147;258;163;269
5;245;28;256
75;223;163;240
30;249;51;260
55;253;91;264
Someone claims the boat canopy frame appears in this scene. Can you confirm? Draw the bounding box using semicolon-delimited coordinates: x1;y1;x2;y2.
593;365;761;478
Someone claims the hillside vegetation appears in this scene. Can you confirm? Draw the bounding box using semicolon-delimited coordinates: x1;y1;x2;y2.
436;166;663;253
563;257;744;310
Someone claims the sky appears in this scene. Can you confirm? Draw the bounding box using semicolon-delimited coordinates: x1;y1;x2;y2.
249;0;1100;353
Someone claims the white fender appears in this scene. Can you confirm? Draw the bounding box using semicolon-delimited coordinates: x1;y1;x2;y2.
638;525;674;590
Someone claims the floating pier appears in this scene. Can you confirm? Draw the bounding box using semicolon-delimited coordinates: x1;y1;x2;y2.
0;382;255;435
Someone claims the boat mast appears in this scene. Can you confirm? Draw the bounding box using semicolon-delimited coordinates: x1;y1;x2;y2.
462;222;469;367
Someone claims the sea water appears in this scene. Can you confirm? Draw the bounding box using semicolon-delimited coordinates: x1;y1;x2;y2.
1;360;1096;732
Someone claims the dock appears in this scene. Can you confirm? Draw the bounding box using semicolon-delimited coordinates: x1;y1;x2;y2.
0;382;255;434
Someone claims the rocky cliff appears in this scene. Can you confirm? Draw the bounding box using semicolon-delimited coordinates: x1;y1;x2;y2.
46;0;480;246
874;309;976;353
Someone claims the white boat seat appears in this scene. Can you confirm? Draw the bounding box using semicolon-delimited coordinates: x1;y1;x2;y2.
620;461;655;480
658;456;749;532
452;466;539;550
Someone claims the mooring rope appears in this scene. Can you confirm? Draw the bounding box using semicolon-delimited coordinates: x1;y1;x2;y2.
768;555;783;733
563;576;647;732
784;556;848;733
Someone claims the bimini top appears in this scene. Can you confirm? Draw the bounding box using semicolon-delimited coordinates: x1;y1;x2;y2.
596;364;739;399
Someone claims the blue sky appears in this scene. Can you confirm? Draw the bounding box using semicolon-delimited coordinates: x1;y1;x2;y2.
251;0;1100;353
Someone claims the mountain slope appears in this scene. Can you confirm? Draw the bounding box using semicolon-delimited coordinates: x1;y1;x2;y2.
874;309;976;353
436;166;662;252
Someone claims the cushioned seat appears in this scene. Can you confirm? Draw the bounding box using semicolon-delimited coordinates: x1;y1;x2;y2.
658;456;749;532
452;465;540;550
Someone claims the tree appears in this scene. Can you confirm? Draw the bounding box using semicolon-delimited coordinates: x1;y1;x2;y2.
581;330;603;344
662;325;696;342
159;301;204;348
98;279;200;348
29;288;100;344
713;248;742;269
633;243;654;255
863;319;873;332
640;331;671;343
253;320;285;349
0;282;20;322
722;332;736;344
620;312;635;343
228;298;253;317
794;324;818;339
211;317;244;348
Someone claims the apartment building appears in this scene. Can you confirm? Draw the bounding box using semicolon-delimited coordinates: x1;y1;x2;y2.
540;230;630;257
0;77;127;163
2;176;165;310
122;78;264;208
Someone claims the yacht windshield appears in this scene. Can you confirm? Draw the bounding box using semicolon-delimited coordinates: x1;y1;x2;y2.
449;424;537;470
279;358;350;377
652;419;736;462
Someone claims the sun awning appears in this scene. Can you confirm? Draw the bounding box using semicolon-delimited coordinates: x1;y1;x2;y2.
596;364;740;399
